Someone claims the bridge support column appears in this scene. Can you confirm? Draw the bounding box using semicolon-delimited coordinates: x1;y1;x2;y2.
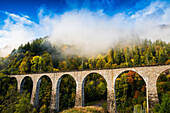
17;79;22;92
31;81;39;109
107;88;116;113
30;83;35;105
107;77;116;113
50;82;57;113
147;81;159;112
75;82;83;107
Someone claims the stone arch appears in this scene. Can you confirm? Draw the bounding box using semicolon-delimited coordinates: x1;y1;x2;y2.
83;71;109;84
56;74;77;112
82;72;108;107
20;76;33;94
157;68;170;81
114;70;147;112
34;75;52;109
114;69;147;86
158;67;170;75
156;68;170;103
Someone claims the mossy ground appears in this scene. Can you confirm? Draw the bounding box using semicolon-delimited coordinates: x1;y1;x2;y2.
60;106;105;113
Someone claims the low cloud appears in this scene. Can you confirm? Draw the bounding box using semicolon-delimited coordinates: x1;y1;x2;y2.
0;1;170;57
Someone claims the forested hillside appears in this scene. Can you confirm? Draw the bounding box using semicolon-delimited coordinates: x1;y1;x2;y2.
0;37;169;113
0;38;169;74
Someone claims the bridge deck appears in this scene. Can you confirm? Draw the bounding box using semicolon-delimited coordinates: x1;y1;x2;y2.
9;64;170;75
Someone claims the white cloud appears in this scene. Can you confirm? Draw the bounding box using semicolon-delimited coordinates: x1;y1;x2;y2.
131;1;165;18
0;13;36;57
5;12;34;25
162;7;170;24
0;1;170;57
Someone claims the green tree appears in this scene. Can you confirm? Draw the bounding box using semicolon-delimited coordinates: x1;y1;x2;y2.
42;51;53;72
88;57;96;69
84;73;107;105
59;75;76;111
134;46;140;65
38;77;52;112
104;63;112;68
107;49;114;64
97;82;106;97
96;56;106;69
124;47;130;65
15;93;32;113
19;60;29;74
158;48;168;64
153;93;170;113
1;85;17;113
31;56;43;72
39;104;47;113
67;57;80;70
58;61;67;71
114;49;121;65
32;108;38;113
115;71;146;112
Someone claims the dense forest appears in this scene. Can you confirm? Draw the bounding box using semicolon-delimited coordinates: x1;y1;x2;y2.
0;37;169;113
0;38;169;75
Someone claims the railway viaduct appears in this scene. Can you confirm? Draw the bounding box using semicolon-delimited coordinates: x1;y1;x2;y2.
10;65;170;113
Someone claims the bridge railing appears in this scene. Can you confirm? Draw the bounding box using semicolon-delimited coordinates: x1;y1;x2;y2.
8;64;170;75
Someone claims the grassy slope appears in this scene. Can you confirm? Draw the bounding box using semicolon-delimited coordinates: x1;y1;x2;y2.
60;106;105;113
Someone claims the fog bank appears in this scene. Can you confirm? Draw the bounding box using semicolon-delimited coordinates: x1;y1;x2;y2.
0;1;170;57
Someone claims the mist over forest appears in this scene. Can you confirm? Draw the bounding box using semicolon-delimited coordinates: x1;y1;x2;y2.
0;36;169;75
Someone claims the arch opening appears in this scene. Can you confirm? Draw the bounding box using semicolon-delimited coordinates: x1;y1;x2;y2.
35;75;52;112
20;76;33;98
82;73;107;111
156;69;170;103
115;70;147;113
56;74;76;111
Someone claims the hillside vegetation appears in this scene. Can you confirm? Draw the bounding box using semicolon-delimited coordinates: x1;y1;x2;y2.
0;38;169;74
0;38;169;113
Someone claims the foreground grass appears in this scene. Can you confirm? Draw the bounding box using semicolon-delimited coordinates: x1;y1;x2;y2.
60;106;105;113
85;100;107;112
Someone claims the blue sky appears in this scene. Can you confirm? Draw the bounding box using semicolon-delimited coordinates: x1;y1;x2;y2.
1;0;169;25
0;0;170;57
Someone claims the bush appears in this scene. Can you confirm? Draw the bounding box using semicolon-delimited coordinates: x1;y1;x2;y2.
153;93;170;113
